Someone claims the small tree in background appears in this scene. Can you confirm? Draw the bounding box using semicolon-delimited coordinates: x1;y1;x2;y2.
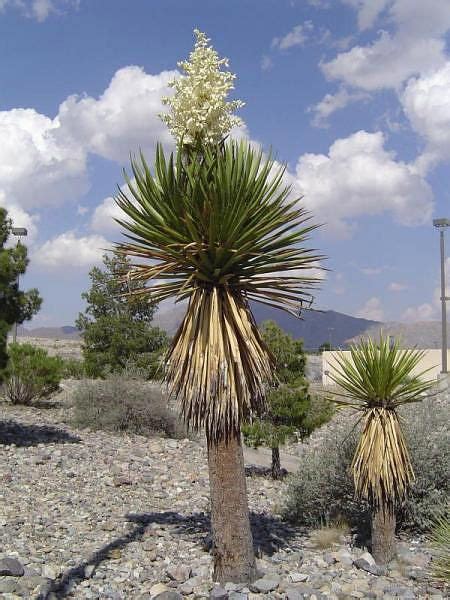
0;208;41;379
76;252;168;377
319;341;332;353
243;320;330;478
329;335;434;565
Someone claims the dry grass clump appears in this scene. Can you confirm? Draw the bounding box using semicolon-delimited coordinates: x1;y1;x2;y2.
309;521;350;549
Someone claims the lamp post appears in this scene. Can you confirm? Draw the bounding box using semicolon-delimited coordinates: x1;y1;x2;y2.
433;218;450;374
11;226;28;344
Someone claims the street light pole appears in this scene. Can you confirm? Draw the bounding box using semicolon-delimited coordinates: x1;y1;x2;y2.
439;228;447;374
10;226;28;344
433;218;450;374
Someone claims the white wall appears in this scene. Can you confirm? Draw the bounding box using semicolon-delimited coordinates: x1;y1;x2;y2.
322;349;447;386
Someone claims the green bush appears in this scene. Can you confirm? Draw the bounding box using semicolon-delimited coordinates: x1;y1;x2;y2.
1;343;63;405
123;348;166;381
284;396;449;533
71;376;185;439
61;358;86;379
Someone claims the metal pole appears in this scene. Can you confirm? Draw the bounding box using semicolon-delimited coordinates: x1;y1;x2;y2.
12;238;20;344
440;229;447;373
12;272;19;344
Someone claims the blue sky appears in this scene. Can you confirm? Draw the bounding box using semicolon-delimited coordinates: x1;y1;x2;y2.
1;0;450;326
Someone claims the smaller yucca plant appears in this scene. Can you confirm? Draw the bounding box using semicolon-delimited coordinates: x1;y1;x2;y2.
329;335;435;564
431;514;450;584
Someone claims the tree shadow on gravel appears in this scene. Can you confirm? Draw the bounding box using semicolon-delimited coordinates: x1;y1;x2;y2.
0;420;80;447
245;465;289;479
38;510;302;599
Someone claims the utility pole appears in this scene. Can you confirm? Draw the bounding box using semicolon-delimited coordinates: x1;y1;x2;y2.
433;218;450;374
11;227;28;344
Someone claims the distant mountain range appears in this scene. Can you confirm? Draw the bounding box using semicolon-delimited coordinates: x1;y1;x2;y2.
17;325;80;340
348;321;443;349
154;303;381;349
16;310;444;350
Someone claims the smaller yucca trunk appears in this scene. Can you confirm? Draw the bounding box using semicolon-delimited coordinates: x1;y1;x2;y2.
207;429;257;583
271;446;282;479
353;408;414;565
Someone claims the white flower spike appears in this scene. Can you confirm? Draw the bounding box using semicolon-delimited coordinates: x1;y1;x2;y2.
160;29;245;147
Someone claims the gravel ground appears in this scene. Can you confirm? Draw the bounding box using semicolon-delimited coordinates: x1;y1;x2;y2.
0;395;446;600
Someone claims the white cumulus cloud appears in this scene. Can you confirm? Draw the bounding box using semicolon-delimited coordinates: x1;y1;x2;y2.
402;63;450;168
90;196;124;234
0;108;87;210
402;303;435;321
0;0;79;21
293;130;433;237
34;231;109;270
271;22;314;50
322;0;450;91
57;66;176;164
0;193;39;245
309;87;368;127
356;296;384;321
388;281;408;292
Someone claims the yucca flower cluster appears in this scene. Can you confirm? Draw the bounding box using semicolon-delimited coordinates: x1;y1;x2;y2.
160;29;244;147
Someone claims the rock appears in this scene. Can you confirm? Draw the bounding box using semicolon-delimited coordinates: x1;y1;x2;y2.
359;551;376;566
113;475;132;487
0;577;21;594
323;553;336;565
154;593;183;600
229;593;248;600
353;557;383;576
210;585;229;599
333;550;354;567
84;564;96;578
0;557;24;576
249;578;280;593
150;583;169;597
41;564;58;579
384;584;416;598
286;585;314;600
179;575;204;594
166;564;191;582
289;572;309;583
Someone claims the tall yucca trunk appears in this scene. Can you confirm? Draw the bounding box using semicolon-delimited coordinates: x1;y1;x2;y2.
167;287;272;582
371;504;396;565
208;429;257;582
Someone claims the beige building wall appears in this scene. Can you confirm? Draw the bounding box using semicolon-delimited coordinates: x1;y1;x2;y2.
322;349;447;386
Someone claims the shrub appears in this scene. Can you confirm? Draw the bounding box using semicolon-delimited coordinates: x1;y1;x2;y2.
399;399;450;531
71;376;185;438
1;343;63;405
123;348;166;381
284;395;449;533
61;358;86;379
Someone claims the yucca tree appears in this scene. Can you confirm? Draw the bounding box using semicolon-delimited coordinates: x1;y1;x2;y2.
328;336;434;565
115;139;321;581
